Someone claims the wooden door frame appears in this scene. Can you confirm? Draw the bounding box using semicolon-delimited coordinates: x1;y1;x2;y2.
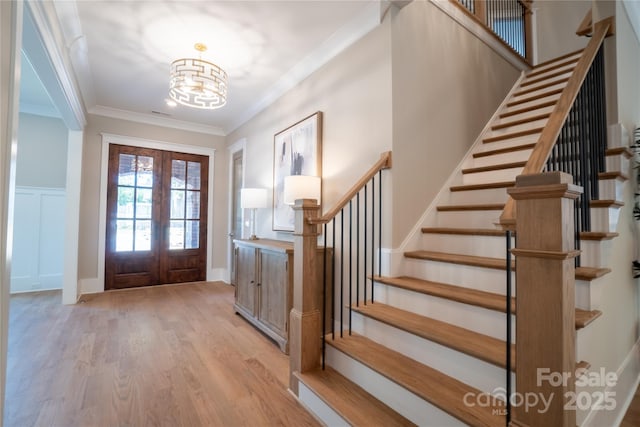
97;133;216;292
227;138;246;283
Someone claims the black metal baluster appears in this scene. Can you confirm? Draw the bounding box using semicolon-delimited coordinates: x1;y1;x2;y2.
506;229;513;425
349;200;353;335
377;170;382;302
331;218;336;340
322;222;327;370
340;209;344;337
356;192;360;308
371;175;376;305
364;184;368;305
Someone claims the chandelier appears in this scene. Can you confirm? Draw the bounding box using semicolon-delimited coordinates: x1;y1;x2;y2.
169;43;227;109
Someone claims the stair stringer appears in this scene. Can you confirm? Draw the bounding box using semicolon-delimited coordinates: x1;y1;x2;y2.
384;71;527;277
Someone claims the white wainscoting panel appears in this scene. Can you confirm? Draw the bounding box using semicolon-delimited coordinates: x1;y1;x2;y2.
11;187;65;293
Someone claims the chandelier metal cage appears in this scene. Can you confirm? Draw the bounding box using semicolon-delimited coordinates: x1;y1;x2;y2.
169;43;227;109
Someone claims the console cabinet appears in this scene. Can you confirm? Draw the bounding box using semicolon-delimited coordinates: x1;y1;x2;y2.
233;239;331;354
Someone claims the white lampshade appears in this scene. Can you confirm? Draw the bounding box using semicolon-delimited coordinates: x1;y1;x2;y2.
241;188;268;209
283;175;321;205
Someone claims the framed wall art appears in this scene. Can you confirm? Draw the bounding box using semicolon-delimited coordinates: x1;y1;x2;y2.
272;111;323;232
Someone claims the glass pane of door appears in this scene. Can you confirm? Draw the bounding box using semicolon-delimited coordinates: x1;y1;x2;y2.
169;159;201;250
115;153;154;252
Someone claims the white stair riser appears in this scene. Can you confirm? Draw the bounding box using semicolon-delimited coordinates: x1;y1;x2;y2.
484;118;548;140
529;53;580;74
509;82;567;104
492;105;555;128
477;134;539;153
502;93;561;115
462;167;524;185
298;383;349;427
590;206;622;233
598;178;625;201
448;187;510;205
351;314;514;395
606;153;630;173
519;72;573;92
421;233;513;259
523;65;576;84
373;281;515;341
436;210;502;228
403;257;515;295
325;345;466;426
576;278;604;311
471;148;533;169
579;240;613;269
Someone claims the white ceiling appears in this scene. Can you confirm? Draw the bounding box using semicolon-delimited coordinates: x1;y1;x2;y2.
46;0;380;135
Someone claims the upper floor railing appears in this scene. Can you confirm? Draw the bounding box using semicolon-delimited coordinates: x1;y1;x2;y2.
452;0;533;64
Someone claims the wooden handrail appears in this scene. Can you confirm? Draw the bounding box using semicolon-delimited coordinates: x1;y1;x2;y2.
309;151;392;225
500;17;614;227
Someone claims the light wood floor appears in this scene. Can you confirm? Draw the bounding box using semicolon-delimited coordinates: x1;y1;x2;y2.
621;383;640;426
4;282;319;427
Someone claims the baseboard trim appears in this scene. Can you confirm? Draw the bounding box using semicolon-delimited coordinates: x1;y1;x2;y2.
581;338;640;426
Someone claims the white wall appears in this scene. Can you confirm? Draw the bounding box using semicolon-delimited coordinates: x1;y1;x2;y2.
535;0;591;64
390;0;520;246
15;113;68;188
226;13;393;243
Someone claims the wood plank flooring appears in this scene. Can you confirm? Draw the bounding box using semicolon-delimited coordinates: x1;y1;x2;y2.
4;282;319;427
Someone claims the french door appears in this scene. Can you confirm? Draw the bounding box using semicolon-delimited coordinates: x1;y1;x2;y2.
105;144;208;290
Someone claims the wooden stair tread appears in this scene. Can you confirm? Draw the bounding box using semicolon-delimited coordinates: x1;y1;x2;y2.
513;77;569;97
483;126;543;143
449;181;514;192
575;266;611;280
599;171;629;181
405;250;611;282
462;161;526;174
421;227;509;237
530;48;582;70
352;302;515;370
500;100;557;119
591;199;624;208
374;275;596;329
374;275;513;313
575;308;603;329
521;68;574;87
507;88;563;107
527;56;580;78
437;203;505;212
606;147;634;158
579;231;619;240
405;250;513;270
491;113;551;130
325;333;504;427
473;143;536;158
295;367;415;427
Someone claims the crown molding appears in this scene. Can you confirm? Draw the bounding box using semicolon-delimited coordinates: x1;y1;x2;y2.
224;1;381;135
90;105;226;136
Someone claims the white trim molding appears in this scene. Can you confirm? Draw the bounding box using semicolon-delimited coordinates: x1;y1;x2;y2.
89;133;216;295
226;138;247;284
62;130;83;304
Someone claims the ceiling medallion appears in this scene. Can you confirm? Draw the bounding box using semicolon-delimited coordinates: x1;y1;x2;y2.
169;43;227;109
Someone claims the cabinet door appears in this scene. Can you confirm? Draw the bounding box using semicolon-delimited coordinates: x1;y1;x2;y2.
257;250;289;336
235;245;256;315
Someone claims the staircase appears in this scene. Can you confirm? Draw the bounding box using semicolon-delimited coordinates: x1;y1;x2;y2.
295;49;629;426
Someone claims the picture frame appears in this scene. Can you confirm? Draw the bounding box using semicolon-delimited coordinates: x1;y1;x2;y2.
272;111;323;232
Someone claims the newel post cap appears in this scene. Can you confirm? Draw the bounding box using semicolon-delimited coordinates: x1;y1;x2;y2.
507;172;583;200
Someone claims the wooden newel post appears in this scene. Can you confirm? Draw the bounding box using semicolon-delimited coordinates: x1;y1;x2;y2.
507;172;582;427
289;198;321;395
